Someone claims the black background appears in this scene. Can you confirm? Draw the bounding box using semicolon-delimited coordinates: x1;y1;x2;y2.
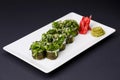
0;0;120;80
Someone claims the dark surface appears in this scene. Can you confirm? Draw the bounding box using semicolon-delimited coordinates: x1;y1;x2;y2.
0;0;120;80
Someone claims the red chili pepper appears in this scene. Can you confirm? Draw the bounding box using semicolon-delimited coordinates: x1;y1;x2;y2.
79;15;92;34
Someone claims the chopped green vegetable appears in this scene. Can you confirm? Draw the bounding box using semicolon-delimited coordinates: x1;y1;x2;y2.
30;41;46;59
30;19;79;60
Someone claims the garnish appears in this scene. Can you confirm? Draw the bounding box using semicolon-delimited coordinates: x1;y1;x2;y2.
79;16;92;34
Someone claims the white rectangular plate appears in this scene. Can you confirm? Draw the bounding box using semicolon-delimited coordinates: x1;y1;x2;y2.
3;12;116;73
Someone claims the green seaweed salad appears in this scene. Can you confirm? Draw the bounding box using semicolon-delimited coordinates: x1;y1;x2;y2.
30;20;79;60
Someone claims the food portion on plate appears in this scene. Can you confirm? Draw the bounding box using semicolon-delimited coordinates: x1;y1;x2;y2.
30;16;106;60
30;20;79;60
91;26;105;37
79;16;91;34
79;16;105;37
